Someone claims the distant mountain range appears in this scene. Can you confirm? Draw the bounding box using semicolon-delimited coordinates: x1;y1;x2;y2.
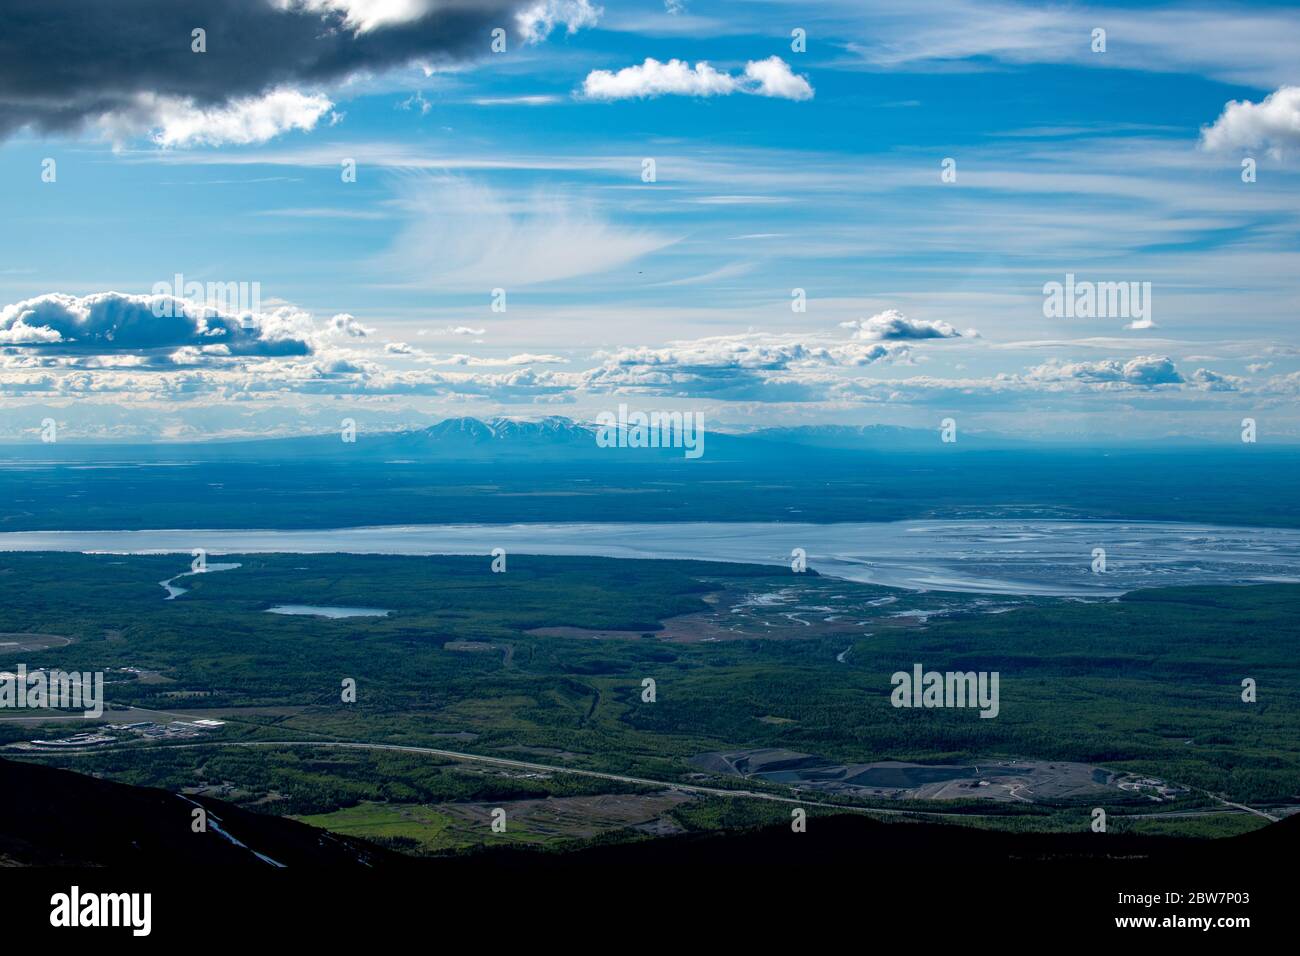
0;416;1033;462
743;422;1004;452
385;416;608;457
377;417;989;459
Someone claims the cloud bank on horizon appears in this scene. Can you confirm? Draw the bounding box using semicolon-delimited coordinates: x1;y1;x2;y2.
0;0;1298;442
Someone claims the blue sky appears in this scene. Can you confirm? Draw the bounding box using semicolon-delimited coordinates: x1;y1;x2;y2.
1;0;1298;441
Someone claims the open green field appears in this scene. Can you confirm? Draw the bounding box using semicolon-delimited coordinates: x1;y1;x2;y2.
292;803;460;853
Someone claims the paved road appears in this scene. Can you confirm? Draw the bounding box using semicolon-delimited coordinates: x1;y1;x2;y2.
18;737;995;820
17;736;1290;824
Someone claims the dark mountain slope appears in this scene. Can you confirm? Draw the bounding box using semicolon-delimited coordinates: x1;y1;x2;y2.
0;757;399;868
3;755;1294;872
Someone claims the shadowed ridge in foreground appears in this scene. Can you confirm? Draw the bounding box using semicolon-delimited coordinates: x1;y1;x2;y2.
3;756;1295;870
0;757;400;868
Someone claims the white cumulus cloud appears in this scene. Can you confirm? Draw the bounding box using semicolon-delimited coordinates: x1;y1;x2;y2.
329;313;375;338
742;56;815;101
842;310;972;341
1201;85;1300;158
0;292;314;357
517;0;603;43
136;88;336;148
581;56;812;101
1026;355;1184;387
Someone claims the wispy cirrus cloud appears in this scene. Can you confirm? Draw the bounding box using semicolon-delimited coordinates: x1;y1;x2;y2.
470;95;564;106
375;175;677;288
830;0;1300;87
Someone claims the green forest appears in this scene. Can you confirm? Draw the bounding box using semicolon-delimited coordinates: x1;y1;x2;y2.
2;550;1295;853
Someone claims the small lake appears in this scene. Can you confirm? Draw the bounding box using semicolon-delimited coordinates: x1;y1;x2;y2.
265;605;391;619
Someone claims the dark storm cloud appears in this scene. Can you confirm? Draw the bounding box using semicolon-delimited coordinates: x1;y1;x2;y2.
0;0;533;138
